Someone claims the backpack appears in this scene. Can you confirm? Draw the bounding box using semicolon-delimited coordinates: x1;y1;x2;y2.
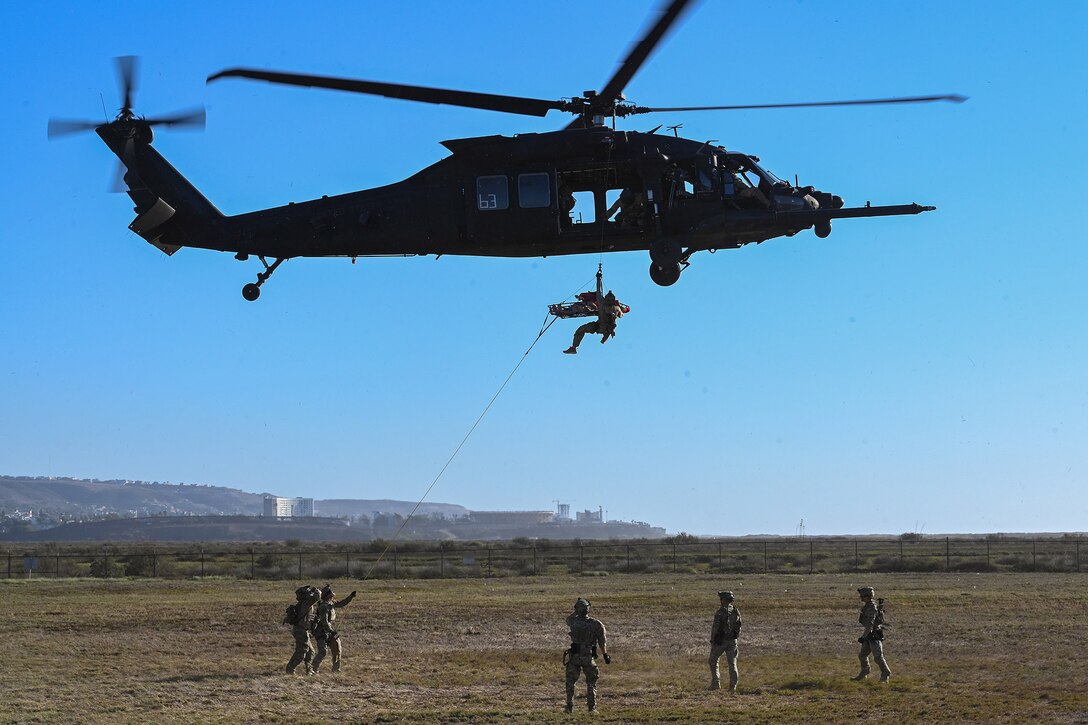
283;603;299;626
874;598;887;628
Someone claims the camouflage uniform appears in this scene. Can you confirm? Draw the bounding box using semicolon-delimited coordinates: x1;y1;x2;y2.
285;585;322;675
709;591;742;692
564;599;608;713
564;272;624;354
853;587;891;682
312;587;357;673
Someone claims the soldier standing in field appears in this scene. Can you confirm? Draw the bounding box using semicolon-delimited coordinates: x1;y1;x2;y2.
852;586;892;682
709;590;742;692
564;597;610;713
284;584;322;675
311;584;358;674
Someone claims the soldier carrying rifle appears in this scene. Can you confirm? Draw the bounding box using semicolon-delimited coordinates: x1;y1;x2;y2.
852;586;892;683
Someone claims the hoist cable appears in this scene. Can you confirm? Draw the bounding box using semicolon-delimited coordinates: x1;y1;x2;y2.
361;276;593;580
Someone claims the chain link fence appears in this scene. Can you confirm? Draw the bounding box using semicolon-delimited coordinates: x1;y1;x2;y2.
3;537;1084;580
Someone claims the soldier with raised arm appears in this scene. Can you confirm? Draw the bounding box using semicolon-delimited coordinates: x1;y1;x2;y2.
564;597;610;713
311;584;358;674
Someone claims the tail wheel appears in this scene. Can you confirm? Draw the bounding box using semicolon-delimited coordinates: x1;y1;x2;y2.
242;283;261;301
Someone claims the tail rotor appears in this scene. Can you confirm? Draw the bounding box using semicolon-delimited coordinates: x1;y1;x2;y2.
47;55;206;140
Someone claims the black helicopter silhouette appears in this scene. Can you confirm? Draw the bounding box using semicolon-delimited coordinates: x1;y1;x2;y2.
50;0;963;301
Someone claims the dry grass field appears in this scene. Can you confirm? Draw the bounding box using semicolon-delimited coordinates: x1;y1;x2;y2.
1;572;1085;723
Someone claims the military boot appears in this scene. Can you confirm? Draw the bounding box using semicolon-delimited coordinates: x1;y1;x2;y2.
880;672;891;683
709;681;721;691
563;347;577;354
851;670;870;681
564;703;573;714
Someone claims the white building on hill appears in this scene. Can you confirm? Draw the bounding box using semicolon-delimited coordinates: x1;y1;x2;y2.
263;496;315;518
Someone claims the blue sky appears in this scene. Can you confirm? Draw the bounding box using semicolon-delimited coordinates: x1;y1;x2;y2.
2;1;1085;535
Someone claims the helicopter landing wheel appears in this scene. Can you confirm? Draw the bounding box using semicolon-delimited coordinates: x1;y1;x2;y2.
649;261;682;286
240;256;288;302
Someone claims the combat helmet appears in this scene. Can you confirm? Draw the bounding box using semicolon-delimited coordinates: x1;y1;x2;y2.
573;598;591;615
857;586;875;597
321;584;335;601
718;590;735;602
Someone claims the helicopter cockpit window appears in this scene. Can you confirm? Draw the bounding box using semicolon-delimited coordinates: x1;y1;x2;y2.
477;175;509;211
517;173;551;209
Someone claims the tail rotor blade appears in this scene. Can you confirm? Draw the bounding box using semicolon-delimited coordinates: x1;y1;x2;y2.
47;118;101;139
146;106;206;130
108;161;127;193
116;55;139;112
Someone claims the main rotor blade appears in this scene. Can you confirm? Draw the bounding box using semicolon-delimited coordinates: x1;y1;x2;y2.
638;94;968;114
146;106;206;130
596;0;695;107
47;118;101;139
116;55;138;111
208;68;565;118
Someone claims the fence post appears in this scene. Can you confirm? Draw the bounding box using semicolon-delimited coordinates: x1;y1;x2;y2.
945;537;950;572
1032;539;1036;570
7;552;11;579
298;550;302;580
394;547;398;579
672;542;677;573
533;546;537;576
201;550;205;579
580;546;584;574
899;539;904;565
764;542;769;573
809;540;814;574
153;552;158;579
1077;541;1081;572
626;544;631;573
105;554;110;578
718;542;723;571
854;540;859;573
56;552;61;579
487;547;492;578
986;540;990;567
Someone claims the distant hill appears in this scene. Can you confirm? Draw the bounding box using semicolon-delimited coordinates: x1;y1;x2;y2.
0;476;468;519
1;515;364;543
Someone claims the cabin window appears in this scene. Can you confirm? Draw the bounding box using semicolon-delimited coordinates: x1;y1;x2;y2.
518;173;551;209
477;176;509;211
570;191;596;224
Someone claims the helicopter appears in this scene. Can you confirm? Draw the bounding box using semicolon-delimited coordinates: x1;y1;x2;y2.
49;0;963;301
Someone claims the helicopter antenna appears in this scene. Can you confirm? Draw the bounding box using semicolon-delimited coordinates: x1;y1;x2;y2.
667;123;683;138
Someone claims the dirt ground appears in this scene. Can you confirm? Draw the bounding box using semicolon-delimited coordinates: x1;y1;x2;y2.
1;572;1086;723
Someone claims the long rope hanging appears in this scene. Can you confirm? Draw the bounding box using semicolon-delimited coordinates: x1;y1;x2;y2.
361;276;595;580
